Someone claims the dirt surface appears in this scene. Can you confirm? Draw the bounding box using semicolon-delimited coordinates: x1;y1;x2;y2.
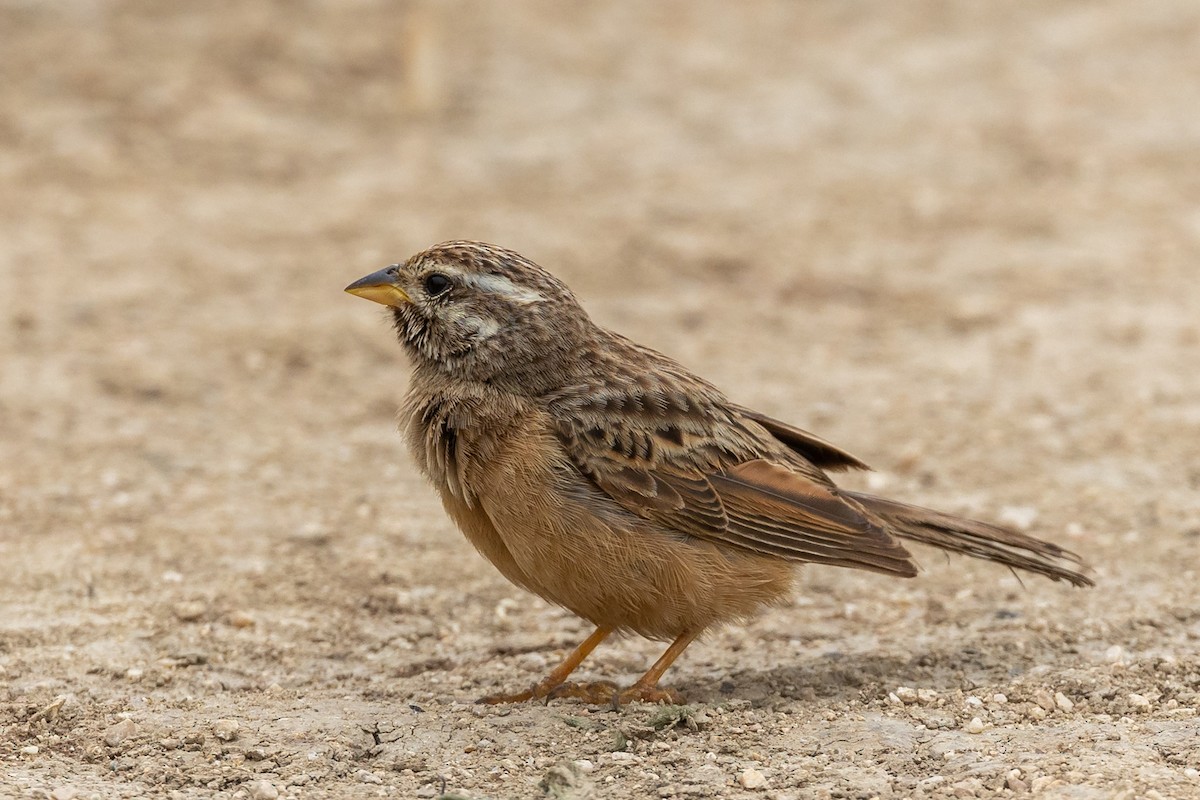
3;1;1200;798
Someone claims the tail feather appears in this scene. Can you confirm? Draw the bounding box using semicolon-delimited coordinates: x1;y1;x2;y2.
845;491;1093;588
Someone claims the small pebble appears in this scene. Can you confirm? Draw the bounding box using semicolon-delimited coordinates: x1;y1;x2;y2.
228;610;256;628
738;768;767;790
917;689;940;705
999;505;1038;530
1033;689;1056;711
1006;775;1028;792
895;687;918;704
173;601;206;622
51;789;78;800
610;751;636;763
213;719;240;741
247;780;279;800
1128;693;1151;710
574;759;594;773
965;717;985;734
1031;776;1058;793
357;770;382;784
21;745;39;755
103;718;138;747
1055;692;1075;712
1027;706;1047;721
991;693;1008;704
1105;645;1126;663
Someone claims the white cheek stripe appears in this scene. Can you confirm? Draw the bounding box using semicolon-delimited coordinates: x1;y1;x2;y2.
463;273;546;305
462;314;501;340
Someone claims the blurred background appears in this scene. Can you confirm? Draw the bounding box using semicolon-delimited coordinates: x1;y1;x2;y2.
4;0;1197;542
2;1;1199;796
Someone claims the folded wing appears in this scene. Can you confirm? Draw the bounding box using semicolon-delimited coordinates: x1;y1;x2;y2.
551;387;917;578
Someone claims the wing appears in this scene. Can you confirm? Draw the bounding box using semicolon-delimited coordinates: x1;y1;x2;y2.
548;377;916;578
732;404;871;471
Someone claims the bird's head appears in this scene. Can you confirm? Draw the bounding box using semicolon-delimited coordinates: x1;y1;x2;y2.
346;241;593;390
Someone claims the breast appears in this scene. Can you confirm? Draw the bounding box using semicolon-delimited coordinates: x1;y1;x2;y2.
402;387;794;639
401;388;545;593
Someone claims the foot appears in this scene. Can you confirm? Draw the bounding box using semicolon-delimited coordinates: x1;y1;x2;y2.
553;680;685;706
477;680;684;706
615;682;685;706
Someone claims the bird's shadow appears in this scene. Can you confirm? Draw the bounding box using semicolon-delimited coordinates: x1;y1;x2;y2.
678;636;1052;707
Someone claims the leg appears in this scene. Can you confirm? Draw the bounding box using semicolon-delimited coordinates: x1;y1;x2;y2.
477;626;612;704
620;628;700;704
555;629;701;706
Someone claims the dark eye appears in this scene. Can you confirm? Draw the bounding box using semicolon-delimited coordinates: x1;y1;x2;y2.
424;273;452;297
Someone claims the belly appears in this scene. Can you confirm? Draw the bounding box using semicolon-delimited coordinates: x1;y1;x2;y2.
437;428;795;640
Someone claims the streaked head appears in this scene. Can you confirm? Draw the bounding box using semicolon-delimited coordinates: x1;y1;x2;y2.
346;241;592;388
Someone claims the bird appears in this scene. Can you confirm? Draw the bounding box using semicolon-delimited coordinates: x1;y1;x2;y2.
345;241;1092;705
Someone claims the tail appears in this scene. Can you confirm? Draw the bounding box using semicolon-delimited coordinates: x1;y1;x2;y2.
845;491;1094;588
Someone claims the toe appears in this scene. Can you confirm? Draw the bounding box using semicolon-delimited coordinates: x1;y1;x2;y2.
548;680;619;704
476;688;536;704
618;684;686;705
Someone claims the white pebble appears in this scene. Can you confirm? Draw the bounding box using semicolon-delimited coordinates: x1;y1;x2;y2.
991;693;1008;704
213;719;240;741
895;687;918;704
21;745;39;755
1031;776;1058;793
1055;692;1075;712
738;768;767;790
1128;694;1151;710
103;718;138;747
965;717;985;734
999;505;1038;530
173;601;206;622
357;770;382;784
574;759;594;773
247;780;279;800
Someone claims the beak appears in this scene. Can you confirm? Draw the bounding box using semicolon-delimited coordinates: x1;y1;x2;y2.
344;268;411;307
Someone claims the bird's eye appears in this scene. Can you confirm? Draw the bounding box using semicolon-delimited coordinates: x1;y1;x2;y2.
424;273;452;297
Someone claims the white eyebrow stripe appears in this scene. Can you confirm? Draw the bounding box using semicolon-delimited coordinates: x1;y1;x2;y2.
462;273;546;305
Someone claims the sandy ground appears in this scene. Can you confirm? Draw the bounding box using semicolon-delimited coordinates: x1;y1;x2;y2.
2;1;1200;798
